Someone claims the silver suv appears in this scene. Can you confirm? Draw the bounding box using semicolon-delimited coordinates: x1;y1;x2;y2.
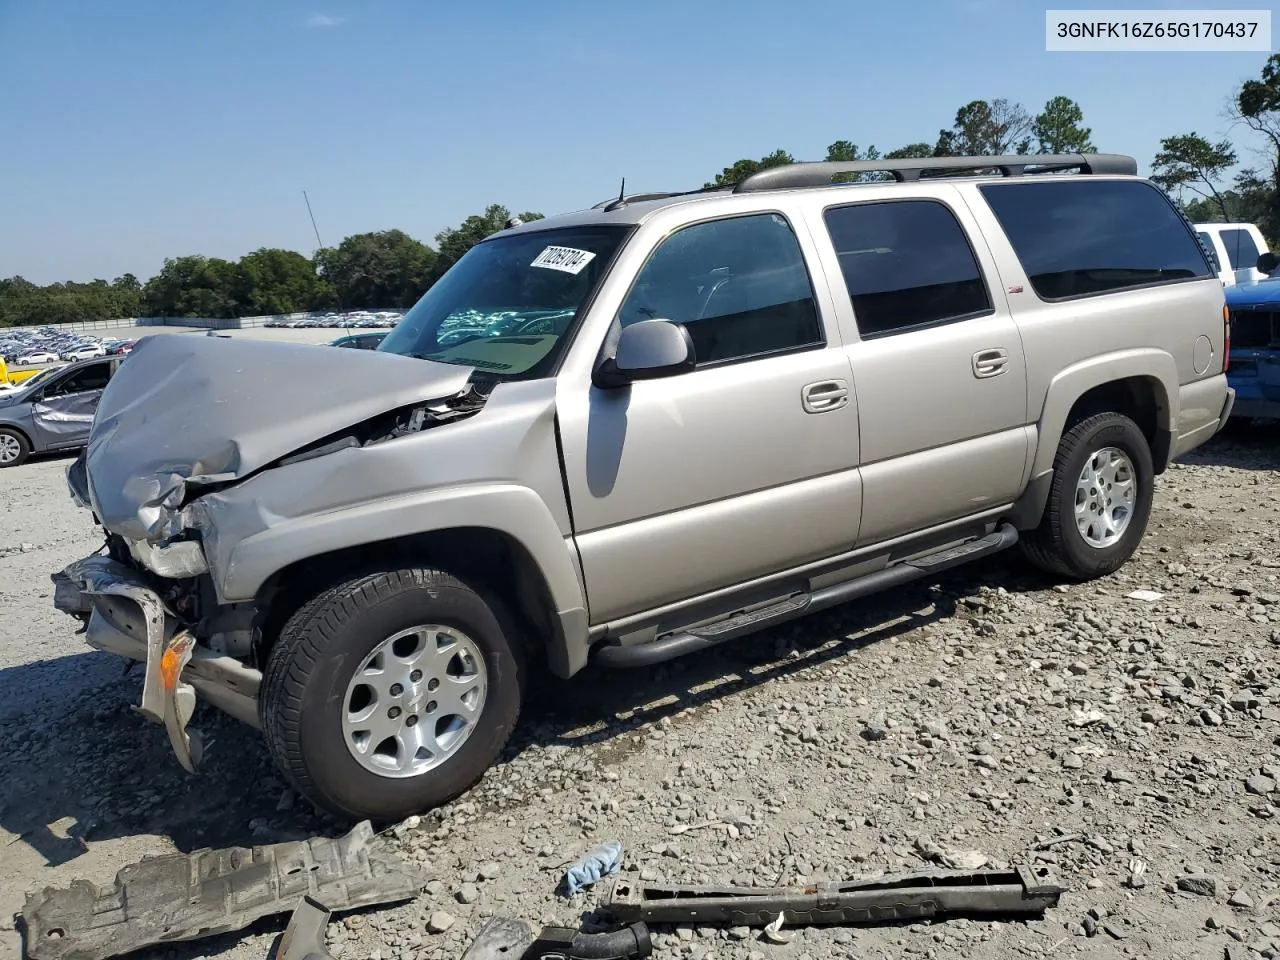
53;153;1234;822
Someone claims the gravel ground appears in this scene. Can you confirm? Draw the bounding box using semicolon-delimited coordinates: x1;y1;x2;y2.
2;424;1278;960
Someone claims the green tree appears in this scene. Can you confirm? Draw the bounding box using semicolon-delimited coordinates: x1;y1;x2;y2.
1031;96;1095;154
935;99;1033;156
429;205;544;282
1232;53;1280;239
315;229;438;308
141;255;240;318
1150;133;1238;221
885;143;934;160
234;248;335;315
824;140;887;182
704;149;795;189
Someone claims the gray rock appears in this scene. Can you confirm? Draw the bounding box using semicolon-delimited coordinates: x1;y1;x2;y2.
1227;889;1255;909
1176;874;1217;897
455;883;480;904
426;911;456;934
1200;709;1224;726
1105;769;1136;784
1244;776;1276;795
477;861;502;881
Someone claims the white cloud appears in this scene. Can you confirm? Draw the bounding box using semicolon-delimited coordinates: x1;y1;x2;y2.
306;12;344;27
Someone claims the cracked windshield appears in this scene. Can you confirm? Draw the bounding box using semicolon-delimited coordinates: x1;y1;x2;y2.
379;225;630;378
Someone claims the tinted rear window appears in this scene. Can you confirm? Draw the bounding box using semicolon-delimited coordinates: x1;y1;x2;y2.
979;179;1213;300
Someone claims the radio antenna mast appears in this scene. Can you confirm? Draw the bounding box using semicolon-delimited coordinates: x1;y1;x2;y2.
302;190;325;251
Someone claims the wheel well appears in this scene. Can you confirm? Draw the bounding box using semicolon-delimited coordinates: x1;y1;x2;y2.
0;424;30;444
253;529;559;669
1063;376;1169;473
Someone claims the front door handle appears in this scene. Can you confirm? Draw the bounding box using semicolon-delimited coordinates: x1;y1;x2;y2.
972;348;1009;379
802;379;849;413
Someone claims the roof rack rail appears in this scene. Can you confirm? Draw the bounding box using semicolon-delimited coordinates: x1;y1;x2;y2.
732;153;1138;193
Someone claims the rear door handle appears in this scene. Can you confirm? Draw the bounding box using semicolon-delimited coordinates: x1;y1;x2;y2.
972;348;1009;379
802;379;849;413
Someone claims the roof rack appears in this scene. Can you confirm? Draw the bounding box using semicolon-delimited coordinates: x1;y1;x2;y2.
732;153;1138;193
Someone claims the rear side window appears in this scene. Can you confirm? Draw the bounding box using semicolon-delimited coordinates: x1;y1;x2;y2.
821;199;993;338
1220;228;1262;270
979;179;1213;300
1196;232;1222;271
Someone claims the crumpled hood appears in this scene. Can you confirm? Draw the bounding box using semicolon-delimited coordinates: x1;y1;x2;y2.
1226;277;1280;307
85;333;474;543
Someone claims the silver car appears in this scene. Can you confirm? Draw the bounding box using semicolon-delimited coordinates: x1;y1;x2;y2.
0;357;121;467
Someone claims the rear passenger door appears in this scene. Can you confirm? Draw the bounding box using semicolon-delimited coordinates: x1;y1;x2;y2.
814;190;1031;546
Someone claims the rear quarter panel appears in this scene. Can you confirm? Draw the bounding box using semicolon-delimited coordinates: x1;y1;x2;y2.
957;177;1228;476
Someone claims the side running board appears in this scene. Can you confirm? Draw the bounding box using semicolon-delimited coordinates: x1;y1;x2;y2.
592;524;1019;669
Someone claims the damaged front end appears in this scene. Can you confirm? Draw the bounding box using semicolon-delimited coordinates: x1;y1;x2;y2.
54;332;493;773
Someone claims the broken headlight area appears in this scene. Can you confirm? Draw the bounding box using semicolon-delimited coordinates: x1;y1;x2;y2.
125;532;209;578
272;378;494;469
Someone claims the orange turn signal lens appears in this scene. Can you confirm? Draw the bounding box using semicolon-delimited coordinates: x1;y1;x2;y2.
160;648;181;691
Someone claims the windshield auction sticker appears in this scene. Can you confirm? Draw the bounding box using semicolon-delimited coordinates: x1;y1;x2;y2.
530;246;597;274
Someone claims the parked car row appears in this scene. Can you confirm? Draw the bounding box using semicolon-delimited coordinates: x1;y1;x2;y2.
0;327;135;365
264;310;402;329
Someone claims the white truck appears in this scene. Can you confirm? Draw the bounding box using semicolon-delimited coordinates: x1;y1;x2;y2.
1194;222;1270;286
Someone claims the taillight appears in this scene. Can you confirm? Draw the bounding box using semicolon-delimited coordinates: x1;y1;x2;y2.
1223;303;1231;372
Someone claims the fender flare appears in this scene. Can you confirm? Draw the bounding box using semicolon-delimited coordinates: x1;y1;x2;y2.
218;483;588;657
1030;349;1178;479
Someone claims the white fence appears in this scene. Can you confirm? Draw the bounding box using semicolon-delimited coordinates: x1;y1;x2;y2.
2;309;405;336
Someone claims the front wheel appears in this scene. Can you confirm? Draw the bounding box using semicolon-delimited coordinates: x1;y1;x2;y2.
260;568;525;822
0;428;31;468
1020;412;1155;580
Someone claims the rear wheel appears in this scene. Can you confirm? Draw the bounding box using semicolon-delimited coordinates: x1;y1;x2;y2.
1020;412;1154;580
260;567;525;822
0;428;31;468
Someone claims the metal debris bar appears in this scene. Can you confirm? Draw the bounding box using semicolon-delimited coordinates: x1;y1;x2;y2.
20;821;425;960
460;917;653;960
599;865;1065;927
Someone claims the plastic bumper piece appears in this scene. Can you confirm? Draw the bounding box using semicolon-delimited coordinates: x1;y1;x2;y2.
52;554;203;773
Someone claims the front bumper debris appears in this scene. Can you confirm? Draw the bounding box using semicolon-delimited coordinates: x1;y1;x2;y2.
52;554;203;772
19;821;426;960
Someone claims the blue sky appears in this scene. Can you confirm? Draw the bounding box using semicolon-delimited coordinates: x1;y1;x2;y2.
1;0;1276;284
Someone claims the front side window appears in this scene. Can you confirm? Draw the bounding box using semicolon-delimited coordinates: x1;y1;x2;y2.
617;213;823;366
979;179;1214;300
1220;228;1262;270
379;225;632;379
49;363;110;396
822;199;993;338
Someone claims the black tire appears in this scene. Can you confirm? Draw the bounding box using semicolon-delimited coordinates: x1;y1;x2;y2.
260;567;526;822
0;427;31;468
1020;412;1154;580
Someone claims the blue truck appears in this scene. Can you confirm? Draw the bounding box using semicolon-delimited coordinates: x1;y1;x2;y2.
1224;249;1280;424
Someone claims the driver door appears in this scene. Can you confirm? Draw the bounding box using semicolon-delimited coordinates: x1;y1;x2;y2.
30;360;114;450
556;210;863;625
